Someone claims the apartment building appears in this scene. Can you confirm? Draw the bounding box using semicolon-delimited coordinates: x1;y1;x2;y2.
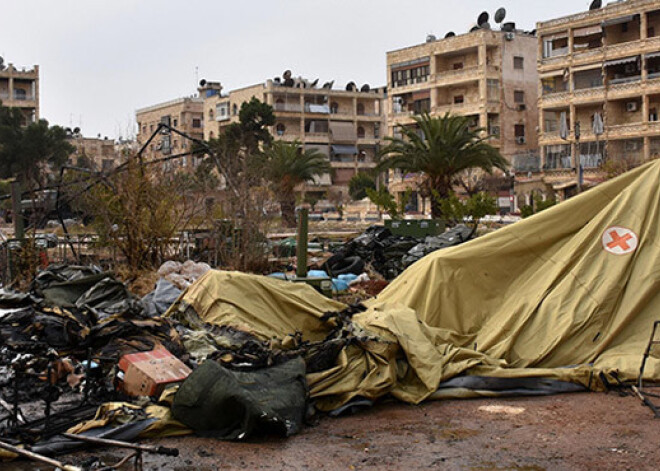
200;74;386;199
386;27;538;212
135;97;204;170
67;135;123;173
0;58;39;125
532;0;660;201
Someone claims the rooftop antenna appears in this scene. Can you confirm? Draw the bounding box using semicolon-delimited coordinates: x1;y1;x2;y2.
194;66;199;89
589;0;602;10
494;7;507;26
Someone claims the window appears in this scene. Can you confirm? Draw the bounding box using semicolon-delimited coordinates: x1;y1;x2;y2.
487;79;500;101
330;102;338;114
515;124;526;138
514;56;524;70
514;90;525;103
276;123;286;136
192;119;201;128
453;95;464;104
232;104;238;115
374;123;380;139
173;119;178;127
357;126;365;138
357;103;365;115
216;102;229;120
209;108;214;119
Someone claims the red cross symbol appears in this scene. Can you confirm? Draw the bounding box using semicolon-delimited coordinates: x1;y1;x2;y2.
602;226;638;255
606;230;633;251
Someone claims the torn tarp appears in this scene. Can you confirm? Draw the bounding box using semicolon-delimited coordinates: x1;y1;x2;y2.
172;358;307;440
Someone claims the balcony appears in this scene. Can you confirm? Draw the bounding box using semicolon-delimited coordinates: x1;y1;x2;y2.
434;66;480;85
573;86;605;103
512;154;541;172
274;103;302;113
541;91;570;106
434;102;481;116
608;122;646;137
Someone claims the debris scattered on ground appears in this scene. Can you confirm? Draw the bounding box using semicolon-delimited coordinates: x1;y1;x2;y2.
324;224;473;280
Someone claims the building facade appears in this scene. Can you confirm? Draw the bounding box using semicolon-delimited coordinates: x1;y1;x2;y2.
532;0;660;201
201;75;386;198
135;97;204;170
0;60;39;125
386;28;539;212
67;135;124;173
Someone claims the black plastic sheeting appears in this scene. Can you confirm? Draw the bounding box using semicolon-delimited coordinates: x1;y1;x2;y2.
324;224;474;280
435;376;588;396
172;358;307;440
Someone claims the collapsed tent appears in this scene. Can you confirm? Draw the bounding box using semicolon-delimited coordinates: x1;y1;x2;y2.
165;160;660;412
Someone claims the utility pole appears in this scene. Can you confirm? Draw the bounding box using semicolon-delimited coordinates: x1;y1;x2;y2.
10;181;23;239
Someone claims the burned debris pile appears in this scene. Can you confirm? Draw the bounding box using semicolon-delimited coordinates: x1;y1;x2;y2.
324;224;473;280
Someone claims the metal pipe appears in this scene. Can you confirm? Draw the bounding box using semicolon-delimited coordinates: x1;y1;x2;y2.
296;208;308;278
0;439;82;471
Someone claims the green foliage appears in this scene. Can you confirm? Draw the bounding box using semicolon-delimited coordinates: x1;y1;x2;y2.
436;191;497;227
0;101;74;187
348;172;376;200
378;112;507;218
261;140;331;227
366;187;401;219
521;194;557;219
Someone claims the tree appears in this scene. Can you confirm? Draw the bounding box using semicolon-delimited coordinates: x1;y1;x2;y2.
348;172;376;200
521;194;557;219
378;112;507;218
262;140;331;227
437;191;497;231
0;101;74;188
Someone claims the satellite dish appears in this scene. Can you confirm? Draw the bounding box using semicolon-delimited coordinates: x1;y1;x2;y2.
589;0;602;10
470;25;481;33
346;81;357;91
199;79;207;87
426;34;437;42
322;81;334;89
73;127;80;134
445;31;456;38
494;7;506;24
361;84;370;92
477;11;489;27
273;77;281;84
0;56;4;70
283;70;292;80
283;78;294;87
481;22;491;30
310;78;319;88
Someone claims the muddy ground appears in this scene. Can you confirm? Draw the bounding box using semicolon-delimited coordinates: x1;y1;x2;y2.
6;391;660;471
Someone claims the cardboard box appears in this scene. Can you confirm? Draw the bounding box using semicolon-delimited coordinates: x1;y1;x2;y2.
118;348;191;397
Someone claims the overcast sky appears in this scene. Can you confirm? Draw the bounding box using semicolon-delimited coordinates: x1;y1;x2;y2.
2;0;591;139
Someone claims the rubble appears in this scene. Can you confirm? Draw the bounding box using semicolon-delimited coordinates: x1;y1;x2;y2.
324;224;473;280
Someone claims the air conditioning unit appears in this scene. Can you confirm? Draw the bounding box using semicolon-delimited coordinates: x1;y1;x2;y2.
505;32;515;41
489;126;501;136
626;102;638;112
516;136;526;145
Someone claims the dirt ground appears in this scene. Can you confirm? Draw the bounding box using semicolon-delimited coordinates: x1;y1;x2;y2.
6;391;660;471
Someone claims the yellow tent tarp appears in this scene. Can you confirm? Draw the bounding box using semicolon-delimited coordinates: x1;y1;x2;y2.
166;160;660;410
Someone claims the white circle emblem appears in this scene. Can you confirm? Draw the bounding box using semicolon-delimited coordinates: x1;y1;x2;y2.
601;226;638;255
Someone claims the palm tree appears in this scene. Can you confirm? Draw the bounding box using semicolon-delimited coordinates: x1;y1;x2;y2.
379;112;508;218
262;140;331;227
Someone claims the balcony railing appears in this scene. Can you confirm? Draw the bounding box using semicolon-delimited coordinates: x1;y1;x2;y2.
579;154;604;169
434;66;479;82
609;75;641;86
513;154;541;172
0;92;9;100
274;103;302;112
573;86;605;100
608;123;646;136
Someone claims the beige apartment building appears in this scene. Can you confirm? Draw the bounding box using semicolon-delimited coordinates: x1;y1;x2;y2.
135;97;204;171
386;27;539;212
530;0;660;202
0;59;39;125
200;75;386;199
67;135;123;173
